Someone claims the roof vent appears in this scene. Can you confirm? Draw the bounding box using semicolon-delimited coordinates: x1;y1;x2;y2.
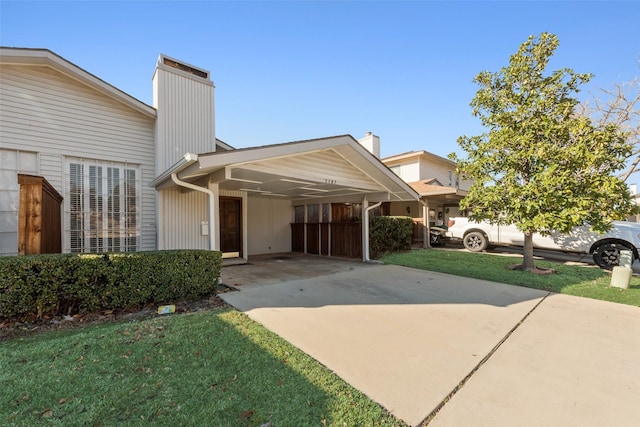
162;57;208;79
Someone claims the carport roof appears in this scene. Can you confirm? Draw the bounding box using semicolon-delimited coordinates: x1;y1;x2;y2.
150;135;421;203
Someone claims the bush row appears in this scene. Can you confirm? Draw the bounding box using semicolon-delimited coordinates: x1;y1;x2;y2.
369;216;413;259
0;250;222;322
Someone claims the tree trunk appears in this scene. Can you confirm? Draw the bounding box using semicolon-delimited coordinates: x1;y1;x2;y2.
522;231;535;272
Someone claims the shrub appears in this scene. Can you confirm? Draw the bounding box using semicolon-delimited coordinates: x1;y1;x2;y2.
0;250;222;322
369;216;413;259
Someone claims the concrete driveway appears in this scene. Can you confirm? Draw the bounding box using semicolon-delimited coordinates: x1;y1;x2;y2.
220;255;640;426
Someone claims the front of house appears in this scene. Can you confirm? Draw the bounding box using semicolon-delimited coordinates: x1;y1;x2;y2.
0;47;420;261
381;150;471;246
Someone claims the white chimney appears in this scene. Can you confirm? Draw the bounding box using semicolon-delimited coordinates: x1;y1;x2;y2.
153;54;215;174
358;132;380;158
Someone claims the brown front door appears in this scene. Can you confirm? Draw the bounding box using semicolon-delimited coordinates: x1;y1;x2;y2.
220;197;242;255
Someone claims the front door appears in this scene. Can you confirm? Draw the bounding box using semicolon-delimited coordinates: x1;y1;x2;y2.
220;197;242;256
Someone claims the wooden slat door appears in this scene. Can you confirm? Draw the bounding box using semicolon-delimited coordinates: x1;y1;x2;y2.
220;197;242;255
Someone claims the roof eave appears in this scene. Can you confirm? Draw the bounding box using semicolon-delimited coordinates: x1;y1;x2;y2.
149;153;199;189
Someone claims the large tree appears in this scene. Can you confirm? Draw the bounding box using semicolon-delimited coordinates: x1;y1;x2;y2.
577;78;640;182
451;32;637;272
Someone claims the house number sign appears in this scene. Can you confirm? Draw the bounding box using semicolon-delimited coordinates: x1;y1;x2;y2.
324;179;337;185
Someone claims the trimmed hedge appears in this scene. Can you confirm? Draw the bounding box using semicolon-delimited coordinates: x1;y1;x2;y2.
370;216;413;259
0;250;222;322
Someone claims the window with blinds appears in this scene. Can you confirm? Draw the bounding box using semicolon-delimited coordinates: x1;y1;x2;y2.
67;159;140;253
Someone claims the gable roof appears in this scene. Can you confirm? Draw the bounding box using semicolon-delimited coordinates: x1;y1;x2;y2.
151;135;421;203
382;150;455;166
0;47;156;118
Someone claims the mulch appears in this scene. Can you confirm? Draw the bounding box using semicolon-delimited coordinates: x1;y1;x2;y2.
0;291;233;342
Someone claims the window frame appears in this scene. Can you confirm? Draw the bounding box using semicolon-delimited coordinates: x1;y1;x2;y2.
65;158;141;253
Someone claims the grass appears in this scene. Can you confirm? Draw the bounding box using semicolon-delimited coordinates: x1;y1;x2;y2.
1;308;404;427
380;248;640;307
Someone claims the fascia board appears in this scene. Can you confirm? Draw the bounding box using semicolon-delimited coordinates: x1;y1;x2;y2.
149;153;199;189
196;135;357;169
419;189;468;197
195;135;420;201
383;150;455;167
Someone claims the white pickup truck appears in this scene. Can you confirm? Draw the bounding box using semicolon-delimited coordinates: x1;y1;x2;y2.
446;217;640;269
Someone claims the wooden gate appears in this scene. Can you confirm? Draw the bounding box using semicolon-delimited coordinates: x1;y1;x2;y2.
18;174;63;254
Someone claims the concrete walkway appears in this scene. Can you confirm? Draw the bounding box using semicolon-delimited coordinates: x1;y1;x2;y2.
220;256;640;426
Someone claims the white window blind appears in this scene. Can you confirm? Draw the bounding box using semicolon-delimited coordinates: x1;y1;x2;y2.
66;159;140;253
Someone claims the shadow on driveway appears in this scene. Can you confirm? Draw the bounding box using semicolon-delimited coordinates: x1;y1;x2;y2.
221;258;548;426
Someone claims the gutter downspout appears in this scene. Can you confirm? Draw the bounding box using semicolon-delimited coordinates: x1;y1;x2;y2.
422;200;430;248
170;173;216;251
363;200;383;263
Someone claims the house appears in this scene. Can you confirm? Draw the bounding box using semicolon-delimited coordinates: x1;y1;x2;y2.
0;47;420;262
382;150;471;245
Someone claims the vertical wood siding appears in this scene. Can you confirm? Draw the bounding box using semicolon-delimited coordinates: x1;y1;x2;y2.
0;64;157;252
154;67;215;173
17;174;63;254
158;188;208;250
247;196;292;255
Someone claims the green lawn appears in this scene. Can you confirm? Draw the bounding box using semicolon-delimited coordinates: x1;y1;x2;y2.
381;249;640;307
1;309;404;427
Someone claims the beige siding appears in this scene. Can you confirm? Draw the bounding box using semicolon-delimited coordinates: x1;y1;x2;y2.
39;153;63;191
247;196;292;256
157;188;208;250
0;64;156;252
153;65;215;173
419;157;456;187
245;149;381;190
389;201;422;219
394;161;420;183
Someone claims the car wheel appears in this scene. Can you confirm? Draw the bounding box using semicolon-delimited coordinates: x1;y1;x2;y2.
463;231;488;252
592;243;632;270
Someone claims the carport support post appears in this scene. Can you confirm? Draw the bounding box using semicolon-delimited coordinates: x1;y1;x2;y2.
422;202;429;249
363;198;382;262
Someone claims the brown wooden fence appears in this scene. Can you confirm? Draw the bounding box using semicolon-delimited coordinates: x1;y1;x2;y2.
291;222;362;258
18;174;63;254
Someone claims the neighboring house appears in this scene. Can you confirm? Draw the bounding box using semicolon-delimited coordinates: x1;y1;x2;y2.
0;47;420;262
382;150;471;246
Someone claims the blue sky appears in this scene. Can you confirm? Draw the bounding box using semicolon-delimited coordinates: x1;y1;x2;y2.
1;1;638;159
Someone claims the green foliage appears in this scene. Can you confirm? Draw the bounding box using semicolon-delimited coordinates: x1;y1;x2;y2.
369;216;413;259
0;250;222;321
381;250;640;307
450;33;638;269
0;310;402;426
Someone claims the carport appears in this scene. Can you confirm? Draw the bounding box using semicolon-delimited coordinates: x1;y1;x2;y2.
150;135;421;262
